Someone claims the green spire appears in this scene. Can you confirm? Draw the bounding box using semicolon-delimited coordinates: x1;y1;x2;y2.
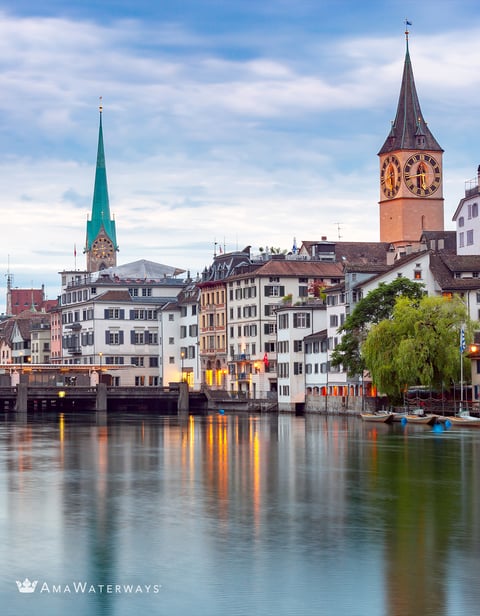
86;103;118;251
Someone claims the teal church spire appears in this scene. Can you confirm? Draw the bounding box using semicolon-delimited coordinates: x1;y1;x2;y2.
86;103;118;253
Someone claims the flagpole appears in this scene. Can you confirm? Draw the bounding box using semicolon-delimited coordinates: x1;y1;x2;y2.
460;325;465;414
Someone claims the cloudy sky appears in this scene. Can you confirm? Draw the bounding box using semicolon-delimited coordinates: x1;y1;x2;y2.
2;0;480;308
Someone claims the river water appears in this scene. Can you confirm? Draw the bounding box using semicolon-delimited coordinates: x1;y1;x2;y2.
1;411;480;616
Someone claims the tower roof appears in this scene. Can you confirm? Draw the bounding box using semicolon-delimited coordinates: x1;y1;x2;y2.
378;31;442;155
86;105;118;250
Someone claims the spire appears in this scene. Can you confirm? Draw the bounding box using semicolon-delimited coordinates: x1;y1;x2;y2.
86;100;118;251
378;29;442;155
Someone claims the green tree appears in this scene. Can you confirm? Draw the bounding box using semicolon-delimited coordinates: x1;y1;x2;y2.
362;295;469;401
330;277;425;376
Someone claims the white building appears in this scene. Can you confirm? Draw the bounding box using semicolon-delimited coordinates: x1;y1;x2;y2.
276;304;326;412
160;282;201;390
58;260;186;386
453;166;480;255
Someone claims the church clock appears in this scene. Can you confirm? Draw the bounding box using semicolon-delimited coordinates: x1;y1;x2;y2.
381;154;401;198
403;153;441;197
92;237;114;259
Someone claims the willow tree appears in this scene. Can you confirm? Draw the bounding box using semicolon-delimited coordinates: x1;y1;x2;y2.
362;295;470;401
330;277;425;376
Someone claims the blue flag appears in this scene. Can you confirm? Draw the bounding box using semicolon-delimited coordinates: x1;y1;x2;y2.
460;327;466;353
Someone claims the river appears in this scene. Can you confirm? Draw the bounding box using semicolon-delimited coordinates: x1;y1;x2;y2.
1;412;479;616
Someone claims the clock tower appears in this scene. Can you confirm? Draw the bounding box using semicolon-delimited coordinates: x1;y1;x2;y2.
378;27;444;248
85;102;118;273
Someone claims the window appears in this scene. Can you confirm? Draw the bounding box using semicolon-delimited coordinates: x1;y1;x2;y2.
142;288;152;297
264;285;284;297
293;340;303;352
467;230;474;246
264;323;277;335
131;357;144;366
169;337;174;344
132;332;144;344
149;356;159;367
105;308;124;319
105;356;124;365
414;269;422;280
293;313;310;328
329;314;338;327
459;232;465;248
473;203;479;218
293;362;303;375
106;331;123;345
168;313;174;321
278;314;289;329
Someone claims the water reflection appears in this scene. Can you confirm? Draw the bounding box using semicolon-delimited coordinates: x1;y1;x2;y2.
1;412;480;615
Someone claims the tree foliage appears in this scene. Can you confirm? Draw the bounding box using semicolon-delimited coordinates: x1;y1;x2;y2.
330;277;425;376
362;295;470;401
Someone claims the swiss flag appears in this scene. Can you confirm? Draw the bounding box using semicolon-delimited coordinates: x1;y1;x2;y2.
263;353;269;367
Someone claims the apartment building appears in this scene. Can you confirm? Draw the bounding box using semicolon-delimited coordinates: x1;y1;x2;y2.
226;258;343;398
58;260;186;386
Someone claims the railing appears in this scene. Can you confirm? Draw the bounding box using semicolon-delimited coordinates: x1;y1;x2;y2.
231;354;251;361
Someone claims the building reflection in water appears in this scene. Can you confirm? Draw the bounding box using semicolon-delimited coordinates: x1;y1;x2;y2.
3;413;480;615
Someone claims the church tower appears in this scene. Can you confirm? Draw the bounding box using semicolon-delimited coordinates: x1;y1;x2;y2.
85;102;118;273
378;27;444;248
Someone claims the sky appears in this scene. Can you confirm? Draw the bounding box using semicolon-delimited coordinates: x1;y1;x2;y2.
2;0;480;310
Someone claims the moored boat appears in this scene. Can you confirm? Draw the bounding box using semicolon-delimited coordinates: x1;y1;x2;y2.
403;414;437;425
360;412;394;423
447;413;480;427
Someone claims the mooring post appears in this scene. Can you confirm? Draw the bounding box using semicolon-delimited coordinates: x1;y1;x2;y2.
14;382;28;413
96;382;107;412
177;381;189;414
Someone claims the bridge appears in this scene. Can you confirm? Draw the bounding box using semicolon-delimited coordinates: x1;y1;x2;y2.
0;383;208;415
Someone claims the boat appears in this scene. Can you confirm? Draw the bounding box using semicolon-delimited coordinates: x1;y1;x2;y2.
360;412;394;424
403;414;437;425
447;412;480;427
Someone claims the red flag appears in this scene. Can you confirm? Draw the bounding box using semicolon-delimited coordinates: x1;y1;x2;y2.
263;353;269;367
74;244;77;257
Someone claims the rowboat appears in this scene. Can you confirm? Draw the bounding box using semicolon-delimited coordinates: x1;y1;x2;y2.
360;412;394;424
403;414;437;425
447;413;480;427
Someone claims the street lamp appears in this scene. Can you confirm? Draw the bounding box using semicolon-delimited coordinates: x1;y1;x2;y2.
180;351;185;381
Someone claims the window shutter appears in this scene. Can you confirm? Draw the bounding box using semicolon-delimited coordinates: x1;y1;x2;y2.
120;309;125;319
280;286;285;296
119;331;124;344
264;286;272;297
130;310;135;320
131;330;135;344
105;331;110;344
104;309;110;319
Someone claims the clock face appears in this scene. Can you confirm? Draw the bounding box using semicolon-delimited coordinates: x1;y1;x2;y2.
92;237;113;259
404;153;441;196
381;155;401;198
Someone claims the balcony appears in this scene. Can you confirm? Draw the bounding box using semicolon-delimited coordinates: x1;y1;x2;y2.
231;354;251;362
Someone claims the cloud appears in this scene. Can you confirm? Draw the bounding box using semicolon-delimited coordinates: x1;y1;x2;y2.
0;8;479;306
